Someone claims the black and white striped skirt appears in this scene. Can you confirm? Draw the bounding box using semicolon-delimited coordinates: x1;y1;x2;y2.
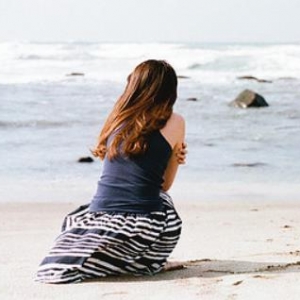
35;192;182;284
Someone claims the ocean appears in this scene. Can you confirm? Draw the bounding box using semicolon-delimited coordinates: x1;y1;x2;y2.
0;42;299;202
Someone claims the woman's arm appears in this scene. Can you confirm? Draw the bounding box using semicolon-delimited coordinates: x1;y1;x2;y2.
160;113;186;191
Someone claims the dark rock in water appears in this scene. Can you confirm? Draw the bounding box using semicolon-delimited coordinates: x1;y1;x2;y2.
177;75;190;79
186;97;198;101
66;72;85;76
230;89;269;108
203;143;215;147
188;63;202;70
78;156;94;163
237;75;272;83
232;162;267;168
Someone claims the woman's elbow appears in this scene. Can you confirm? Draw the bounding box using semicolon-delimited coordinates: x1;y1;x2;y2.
161;181;172;192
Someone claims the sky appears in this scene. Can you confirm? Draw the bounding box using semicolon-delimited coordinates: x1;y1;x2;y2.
0;0;299;43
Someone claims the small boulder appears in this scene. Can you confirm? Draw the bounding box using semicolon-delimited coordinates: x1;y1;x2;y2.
188;63;202;69
66;72;85;76
78;156;94;163
232;162;267;167
177;75;190;79
230;89;269;108
237;75;272;83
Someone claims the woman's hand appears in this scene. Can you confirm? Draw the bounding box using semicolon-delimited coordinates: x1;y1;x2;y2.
176;142;187;164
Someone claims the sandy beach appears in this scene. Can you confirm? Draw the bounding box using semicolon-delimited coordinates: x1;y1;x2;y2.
1;197;300;300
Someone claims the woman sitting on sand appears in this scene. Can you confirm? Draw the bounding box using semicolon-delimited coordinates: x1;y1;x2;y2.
36;59;186;284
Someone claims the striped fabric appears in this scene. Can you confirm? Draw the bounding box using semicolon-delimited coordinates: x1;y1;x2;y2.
35;192;182;284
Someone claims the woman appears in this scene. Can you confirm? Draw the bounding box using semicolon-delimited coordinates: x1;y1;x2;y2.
36;59;186;283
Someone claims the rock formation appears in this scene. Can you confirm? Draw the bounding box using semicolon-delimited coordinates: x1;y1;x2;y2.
78;156;94;163
230;89;269;108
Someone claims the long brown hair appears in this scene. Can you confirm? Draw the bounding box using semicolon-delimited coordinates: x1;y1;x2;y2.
92;59;178;160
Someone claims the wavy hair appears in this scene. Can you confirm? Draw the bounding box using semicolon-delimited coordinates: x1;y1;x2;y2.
92;59;178;160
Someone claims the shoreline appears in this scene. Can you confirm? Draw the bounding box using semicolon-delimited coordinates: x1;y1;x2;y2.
1;177;299;203
1;198;300;299
171;181;300;202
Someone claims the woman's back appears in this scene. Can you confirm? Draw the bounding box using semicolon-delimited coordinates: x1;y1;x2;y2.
89;130;173;213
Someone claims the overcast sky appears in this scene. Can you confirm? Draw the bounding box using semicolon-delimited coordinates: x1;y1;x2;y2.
0;0;299;43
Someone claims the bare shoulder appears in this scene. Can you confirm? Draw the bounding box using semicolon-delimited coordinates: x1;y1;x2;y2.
160;112;185;149
168;112;185;125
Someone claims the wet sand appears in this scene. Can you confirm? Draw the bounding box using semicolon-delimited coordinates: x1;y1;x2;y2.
1;198;300;300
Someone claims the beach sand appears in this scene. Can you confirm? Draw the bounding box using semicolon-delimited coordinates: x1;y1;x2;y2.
1;198;300;300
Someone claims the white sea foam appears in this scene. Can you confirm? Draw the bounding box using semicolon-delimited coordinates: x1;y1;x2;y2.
1;42;300;84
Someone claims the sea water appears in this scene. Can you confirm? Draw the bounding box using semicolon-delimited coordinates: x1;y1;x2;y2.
0;42;299;202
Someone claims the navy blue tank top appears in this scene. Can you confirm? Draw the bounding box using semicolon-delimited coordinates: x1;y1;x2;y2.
89;130;172;213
